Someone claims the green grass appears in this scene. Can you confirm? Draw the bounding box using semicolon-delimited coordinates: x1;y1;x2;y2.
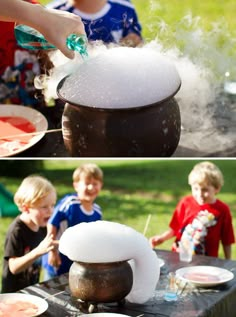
133;0;236;35
1;159;236;289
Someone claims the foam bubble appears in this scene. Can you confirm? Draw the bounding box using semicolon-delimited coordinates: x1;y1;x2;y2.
59;221;160;304
58;46;181;109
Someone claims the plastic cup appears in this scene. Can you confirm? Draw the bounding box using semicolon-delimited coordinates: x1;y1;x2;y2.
179;240;193;262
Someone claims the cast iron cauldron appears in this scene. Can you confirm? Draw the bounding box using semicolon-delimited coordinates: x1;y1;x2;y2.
57;47;182;157
69;260;133;304
57;78;181;157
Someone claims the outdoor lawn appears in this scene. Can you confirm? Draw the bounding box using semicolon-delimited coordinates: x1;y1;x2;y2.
1;159;236;287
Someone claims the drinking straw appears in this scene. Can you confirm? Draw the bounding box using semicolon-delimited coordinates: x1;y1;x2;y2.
143;214;152;236
0;128;62;140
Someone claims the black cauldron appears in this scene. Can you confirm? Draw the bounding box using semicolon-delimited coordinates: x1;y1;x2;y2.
57;78;181;157
69;260;133;304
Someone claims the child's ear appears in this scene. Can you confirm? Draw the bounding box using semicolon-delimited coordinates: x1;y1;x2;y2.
73;181;78;191
21;204;30;213
215;187;221;194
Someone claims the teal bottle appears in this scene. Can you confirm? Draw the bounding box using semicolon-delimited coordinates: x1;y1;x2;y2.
14;24;88;59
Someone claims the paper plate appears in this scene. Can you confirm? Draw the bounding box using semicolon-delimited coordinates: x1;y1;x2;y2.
0;293;48;316
0;105;48;157
176;266;234;287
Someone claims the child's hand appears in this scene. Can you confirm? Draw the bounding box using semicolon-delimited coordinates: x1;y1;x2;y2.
35;232;56;256
48;249;61;268
149;236;164;248
40;7;86;59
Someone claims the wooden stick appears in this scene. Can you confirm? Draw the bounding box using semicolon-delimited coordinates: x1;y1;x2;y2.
143;214;152;236
0;128;62;140
44;290;65;300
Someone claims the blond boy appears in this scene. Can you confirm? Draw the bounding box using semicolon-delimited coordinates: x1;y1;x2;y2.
2;175;57;292
150;162;235;259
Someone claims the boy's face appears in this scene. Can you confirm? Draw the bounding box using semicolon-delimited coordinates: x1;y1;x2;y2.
191;182;219;205
74;175;102;202
27;191;56;227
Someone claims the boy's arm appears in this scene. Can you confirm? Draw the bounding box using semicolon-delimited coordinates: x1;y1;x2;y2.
223;244;232;259
47;223;58;238
149;228;175;248
47;223;61;267
8;232;55;275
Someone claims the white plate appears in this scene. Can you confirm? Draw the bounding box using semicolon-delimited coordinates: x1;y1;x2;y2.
0;105;48;157
158;258;165;268
176;266;234;287
0;293;48;316
80;313;131;317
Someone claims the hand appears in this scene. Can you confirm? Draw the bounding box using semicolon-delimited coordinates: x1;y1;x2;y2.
0;1;86;59
149;236;164;248
120;33;143;47
48;249;62;268
35;232;56;256
39;7;86;59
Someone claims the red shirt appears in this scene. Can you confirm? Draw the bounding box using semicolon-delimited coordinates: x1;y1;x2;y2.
169;195;235;257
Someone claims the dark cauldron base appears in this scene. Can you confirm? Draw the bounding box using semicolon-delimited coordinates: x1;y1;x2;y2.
69;261;133;309
73;298;126;313
62;97;181;157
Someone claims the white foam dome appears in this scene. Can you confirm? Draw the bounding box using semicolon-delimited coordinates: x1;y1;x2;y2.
59;221;160;304
58;46;181;109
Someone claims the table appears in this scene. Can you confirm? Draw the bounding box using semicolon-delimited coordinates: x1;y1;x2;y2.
13;90;236;157
20;250;236;317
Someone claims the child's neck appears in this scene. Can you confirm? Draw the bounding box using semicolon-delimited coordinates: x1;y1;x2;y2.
20;213;39;232
71;0;107;14
80;200;93;212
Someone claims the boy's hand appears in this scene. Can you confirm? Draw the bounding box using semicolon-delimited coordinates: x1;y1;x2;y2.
35;232;56;256
149;236;164;248
48;249;61;268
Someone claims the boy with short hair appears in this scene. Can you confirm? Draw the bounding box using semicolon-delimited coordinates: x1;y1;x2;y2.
1;175;57;293
43;163;103;279
149;161;235;259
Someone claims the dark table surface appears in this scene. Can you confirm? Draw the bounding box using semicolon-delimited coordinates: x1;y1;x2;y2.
15;122;236;158
2;88;234;158
14;91;236;158
16;128;236;158
20;250;236;317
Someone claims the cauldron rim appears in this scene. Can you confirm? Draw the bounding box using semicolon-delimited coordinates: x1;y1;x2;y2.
57;75;181;112
72;260;131;264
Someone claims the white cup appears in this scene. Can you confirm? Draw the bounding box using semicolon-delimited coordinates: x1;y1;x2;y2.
179;240;193;262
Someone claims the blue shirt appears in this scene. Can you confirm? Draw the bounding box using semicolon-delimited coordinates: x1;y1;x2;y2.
42;193;102;276
47;0;142;43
